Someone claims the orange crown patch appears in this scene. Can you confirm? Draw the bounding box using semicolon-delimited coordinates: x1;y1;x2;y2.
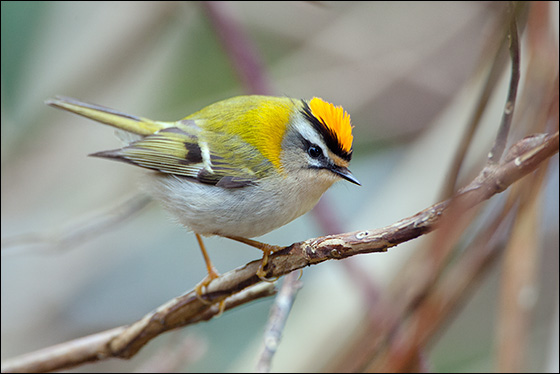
309;97;353;153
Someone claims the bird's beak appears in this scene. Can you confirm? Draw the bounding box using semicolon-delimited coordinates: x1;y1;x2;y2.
332;166;361;185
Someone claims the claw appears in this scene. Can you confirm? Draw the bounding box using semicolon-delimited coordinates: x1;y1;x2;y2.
194;266;220;304
224;236;283;282
256;248;279;282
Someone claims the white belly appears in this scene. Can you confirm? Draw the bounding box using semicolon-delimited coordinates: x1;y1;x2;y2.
144;172;337;238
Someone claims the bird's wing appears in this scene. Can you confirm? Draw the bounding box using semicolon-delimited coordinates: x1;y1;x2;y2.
92;121;272;188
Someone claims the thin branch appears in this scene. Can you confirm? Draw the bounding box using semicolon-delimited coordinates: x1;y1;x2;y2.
2;130;557;373
496;3;558;369
440;27;508;198
256;271;303;373
488;4;521;164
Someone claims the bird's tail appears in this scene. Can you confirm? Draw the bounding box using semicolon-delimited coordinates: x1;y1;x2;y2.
45;96;169;135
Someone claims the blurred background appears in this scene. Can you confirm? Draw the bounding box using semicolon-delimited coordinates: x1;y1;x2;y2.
1;1;558;372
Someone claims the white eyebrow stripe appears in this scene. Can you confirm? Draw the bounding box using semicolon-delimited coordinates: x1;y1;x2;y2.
292;116;329;154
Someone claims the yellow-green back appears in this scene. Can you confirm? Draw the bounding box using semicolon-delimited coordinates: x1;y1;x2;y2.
185;96;299;170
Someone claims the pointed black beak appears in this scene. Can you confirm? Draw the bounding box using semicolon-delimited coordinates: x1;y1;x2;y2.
332;166;361;185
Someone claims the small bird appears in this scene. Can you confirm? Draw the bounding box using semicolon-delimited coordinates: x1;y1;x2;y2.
46;95;359;293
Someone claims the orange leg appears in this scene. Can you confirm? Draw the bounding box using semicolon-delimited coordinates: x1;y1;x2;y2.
194;233;220;299
225;235;283;281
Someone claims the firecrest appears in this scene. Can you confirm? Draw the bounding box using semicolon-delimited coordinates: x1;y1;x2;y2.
46;95;360;292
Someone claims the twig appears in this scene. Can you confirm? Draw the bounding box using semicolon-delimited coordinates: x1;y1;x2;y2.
440;25;508;198
488;4;520;164
256;271;303;373
496;3;558;370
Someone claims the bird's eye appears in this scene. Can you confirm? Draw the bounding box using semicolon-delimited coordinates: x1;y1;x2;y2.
307;145;323;158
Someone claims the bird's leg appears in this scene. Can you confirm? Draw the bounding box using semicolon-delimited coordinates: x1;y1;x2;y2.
193;233;223;309
225;235;283;281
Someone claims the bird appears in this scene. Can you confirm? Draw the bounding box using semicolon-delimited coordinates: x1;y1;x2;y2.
46;95;360;294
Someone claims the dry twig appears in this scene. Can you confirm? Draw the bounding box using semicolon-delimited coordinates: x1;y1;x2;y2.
256;271;303;373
